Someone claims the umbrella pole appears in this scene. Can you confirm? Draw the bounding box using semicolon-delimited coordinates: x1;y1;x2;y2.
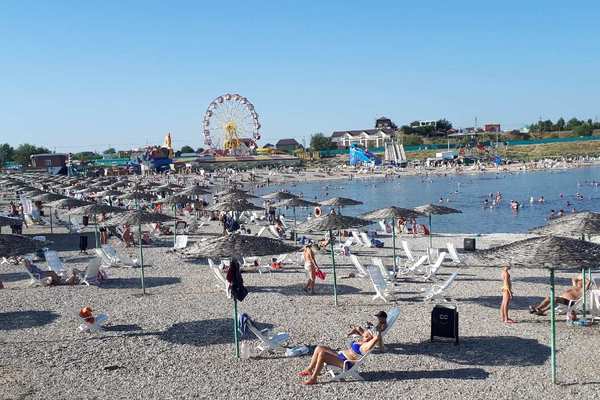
139;222;145;295
49;207;53;234
392;220;397;274
582;268;587;320
428;214;433;262
173;205;177;246
233;298;240;358
94;215;99;248
329;229;338;306
550;268;557;384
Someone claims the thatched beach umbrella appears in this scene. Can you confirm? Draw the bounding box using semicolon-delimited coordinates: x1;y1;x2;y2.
319;197;363;214
361;206;426;272
67;204;128;247
120;191;156;202
110;210;178;295
154;194;192;244
261;191;298;201
272;197;319;227
215;188;248;197
465;235;600;384
31;193;67;234
297;214;370;305
530;211;600;317
414;204;462;253
206;199;263;213
0;234;48;257
184;234;300;357
179;185;211;197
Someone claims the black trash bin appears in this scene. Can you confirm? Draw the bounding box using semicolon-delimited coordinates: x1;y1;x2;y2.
463;238;476;252
82;216;89;226
431;304;459;345
79;235;88;253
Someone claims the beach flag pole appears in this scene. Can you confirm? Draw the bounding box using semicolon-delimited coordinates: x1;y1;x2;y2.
329;229;338;306
549;268;557;384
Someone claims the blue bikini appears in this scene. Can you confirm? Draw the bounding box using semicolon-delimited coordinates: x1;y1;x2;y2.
337;342;362;369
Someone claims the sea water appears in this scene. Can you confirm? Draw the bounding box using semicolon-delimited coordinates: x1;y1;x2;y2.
256;167;600;234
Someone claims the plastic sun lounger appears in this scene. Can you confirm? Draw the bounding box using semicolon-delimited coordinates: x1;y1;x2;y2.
79;313;109;333
44;250;65;275
367;266;393;303
351;230;364;246
80;258;105;286
173;235;189;250
245;319;289;355
422;272;458;301
359;232;373;248
422;252;447;281
401;240;416;262
208;259;228;295
255;226;266;237
350;255;368;278
372;257;395;282
446;242;461;264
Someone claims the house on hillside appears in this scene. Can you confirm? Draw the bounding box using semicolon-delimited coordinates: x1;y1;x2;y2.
276;138;303;154
330;128;395;149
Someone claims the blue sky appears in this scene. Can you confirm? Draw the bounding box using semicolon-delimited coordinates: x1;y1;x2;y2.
1;1;599;152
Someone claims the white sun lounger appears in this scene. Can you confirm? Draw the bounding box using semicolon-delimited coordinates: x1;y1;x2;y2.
44;250;65;275
255;226;266;237
350;255;368;278
360;232;374;248
401;240;417;262
423;252;447;281
367;266;393;303
446;242;461;264
208;258;229;295
337;238;353;256
328;307;400;382
422;272;458;301
268;225;284;239
173;235;189;251
397;255;428;276
372;257;395;282
351;230;364;246
245;319;289;355
80;258;105;286
25;269;45;287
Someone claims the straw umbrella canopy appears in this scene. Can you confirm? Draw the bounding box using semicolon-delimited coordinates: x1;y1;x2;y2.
66;204;128;248
215;188;248;197
206;199;264;213
110;210;178;294
319;197;363;214
360;207;426;272
94;189;125;198
261;191;299;201
297;214;370;305
179;185;211;197
464;235;600;385
530;212;600;238
218;192;259;203
183;233;301;357
272;197;319;227
0;234;48;257
119;191;156;202
31;193;67;234
414;204;462;252
153;194;192;244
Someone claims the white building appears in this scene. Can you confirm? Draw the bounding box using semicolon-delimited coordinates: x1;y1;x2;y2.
330;128;395;149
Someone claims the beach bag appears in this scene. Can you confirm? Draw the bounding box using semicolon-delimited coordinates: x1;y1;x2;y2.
315;268;326;281
372;239;384;248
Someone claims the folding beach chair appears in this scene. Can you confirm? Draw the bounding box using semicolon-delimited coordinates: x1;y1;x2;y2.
372;257;395;282
80;258;107;286
351;230;365;246
422;272;458;301
173;235;189;251
360;232;374;248
255;226;266;237
208;259;228;295
397;255;428;276
401;240;417;262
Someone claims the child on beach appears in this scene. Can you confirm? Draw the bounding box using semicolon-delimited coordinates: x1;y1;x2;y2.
500;266;516;324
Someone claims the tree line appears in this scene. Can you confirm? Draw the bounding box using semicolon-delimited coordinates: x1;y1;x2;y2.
528;117;599;136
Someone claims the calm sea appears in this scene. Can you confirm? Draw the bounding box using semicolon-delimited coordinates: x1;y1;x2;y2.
255;167;600;234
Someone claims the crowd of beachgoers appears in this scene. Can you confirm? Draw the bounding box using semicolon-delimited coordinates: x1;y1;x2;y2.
1;163;600;399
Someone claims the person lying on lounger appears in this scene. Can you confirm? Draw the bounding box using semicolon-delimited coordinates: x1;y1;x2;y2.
22;258;81;286
529;275;591;316
298;331;381;385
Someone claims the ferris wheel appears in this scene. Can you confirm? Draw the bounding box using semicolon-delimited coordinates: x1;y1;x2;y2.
202;94;261;152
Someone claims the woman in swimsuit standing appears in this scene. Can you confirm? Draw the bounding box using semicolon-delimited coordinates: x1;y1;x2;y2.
302;245;318;294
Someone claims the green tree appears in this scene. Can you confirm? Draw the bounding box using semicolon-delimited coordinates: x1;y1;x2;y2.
0;143;15;165
13;143;51;166
397;134;423;146
103;148;116;155
180;145;195;153
435;119;453;132
574;124;593;136
567;118;582;130
555;118;565;131
310;133;334;151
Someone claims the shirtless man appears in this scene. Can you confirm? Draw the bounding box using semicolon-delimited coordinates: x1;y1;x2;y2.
529;275;591;316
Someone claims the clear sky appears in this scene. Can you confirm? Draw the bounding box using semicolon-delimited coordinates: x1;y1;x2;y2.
1;1;599;152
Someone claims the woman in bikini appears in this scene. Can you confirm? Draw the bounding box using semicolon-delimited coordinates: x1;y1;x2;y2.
298;331;381;384
500;265;515;323
302;245;318;294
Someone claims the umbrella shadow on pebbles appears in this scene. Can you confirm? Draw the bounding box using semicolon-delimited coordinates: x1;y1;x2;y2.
455;295;545;311
159;318;274;347
249;283;362;296
33;232;95;252
0;272;31;283
0;310;59;331
514;276;572;286
390;336;549;367
99;277;181;289
362;367;489;382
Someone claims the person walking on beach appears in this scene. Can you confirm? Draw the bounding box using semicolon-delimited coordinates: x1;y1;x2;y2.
500;266;515;324
302;245;319;294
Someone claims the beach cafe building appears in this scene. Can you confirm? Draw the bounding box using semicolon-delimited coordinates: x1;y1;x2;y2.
331;128;395;149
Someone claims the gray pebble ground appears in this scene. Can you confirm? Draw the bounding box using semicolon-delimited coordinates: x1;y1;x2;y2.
1;221;599;400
